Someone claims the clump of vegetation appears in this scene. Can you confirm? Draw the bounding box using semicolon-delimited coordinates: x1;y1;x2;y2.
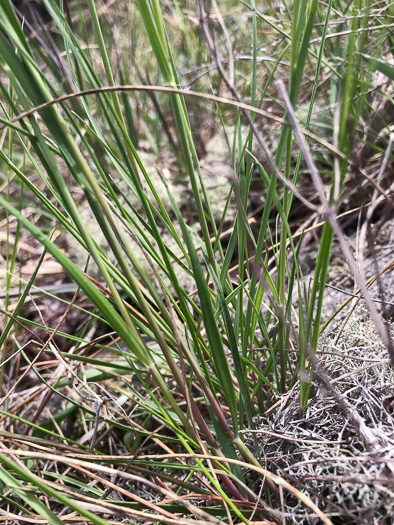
0;1;393;523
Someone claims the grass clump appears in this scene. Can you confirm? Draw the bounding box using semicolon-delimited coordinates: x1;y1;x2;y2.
0;0;393;523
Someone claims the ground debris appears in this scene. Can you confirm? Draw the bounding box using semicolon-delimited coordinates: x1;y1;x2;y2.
243;307;394;524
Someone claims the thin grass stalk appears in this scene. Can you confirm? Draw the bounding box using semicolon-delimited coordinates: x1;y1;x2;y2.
136;0;219;273
0;248;47;354
243;0;318;392
86;0;140;182
289;0;333;208
302;0;364;408
294;0;332;402
0;101;14;393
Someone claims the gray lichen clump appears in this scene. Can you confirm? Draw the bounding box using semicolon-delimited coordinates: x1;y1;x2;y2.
243;307;394;524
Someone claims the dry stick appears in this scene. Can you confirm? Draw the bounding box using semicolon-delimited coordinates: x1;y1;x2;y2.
275;80;394;366
325;281;394;307
54;477;218;524
0;85;345;161
309;23;394;44
332;256;394;345
0;316;39;378
0;429;90;454
281;455;394;472
159;492;255;507
356;164;394;203
331;359;393;384
376;133;394;189
357;133;394;320
211;0;235;87
71;331;118;357
0;382;49;424
300;474;393;486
